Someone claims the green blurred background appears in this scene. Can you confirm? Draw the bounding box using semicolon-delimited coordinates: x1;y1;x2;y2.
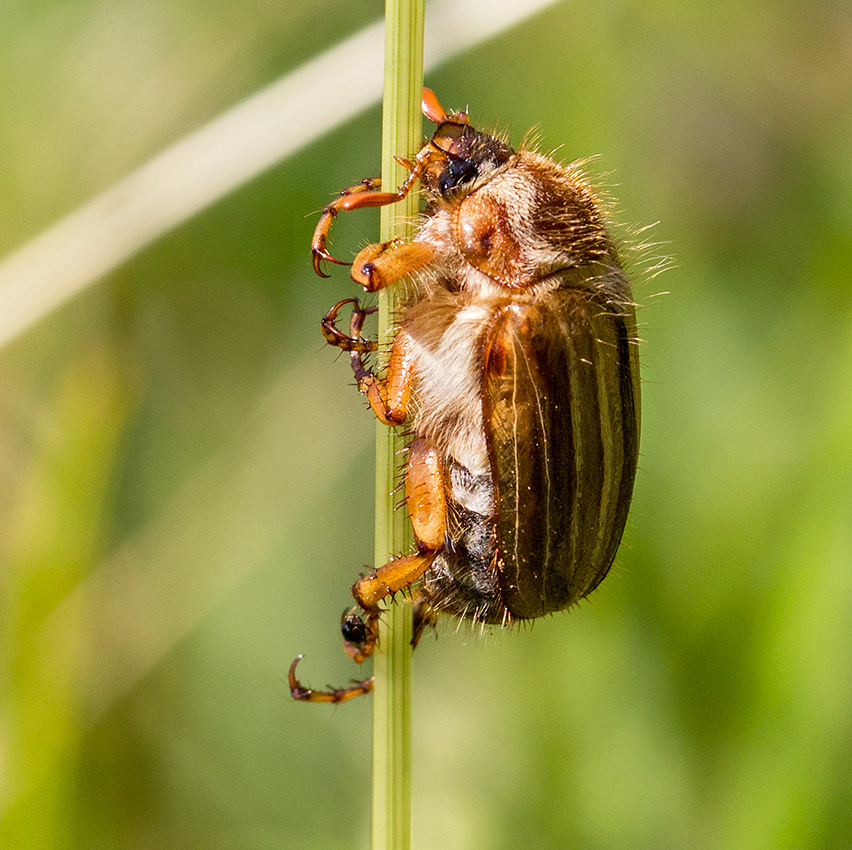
2;0;851;848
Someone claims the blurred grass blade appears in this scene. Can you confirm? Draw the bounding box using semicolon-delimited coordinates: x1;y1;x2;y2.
0;0;562;350
1;356;361;819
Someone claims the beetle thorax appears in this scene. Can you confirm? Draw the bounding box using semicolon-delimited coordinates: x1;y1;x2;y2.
420;151;615;296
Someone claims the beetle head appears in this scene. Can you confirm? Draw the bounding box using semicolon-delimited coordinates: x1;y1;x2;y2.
420;88;513;200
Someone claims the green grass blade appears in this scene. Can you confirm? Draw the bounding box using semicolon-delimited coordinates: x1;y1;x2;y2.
371;1;424;849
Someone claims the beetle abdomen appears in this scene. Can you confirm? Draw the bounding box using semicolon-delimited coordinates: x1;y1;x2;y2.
419;457;505;623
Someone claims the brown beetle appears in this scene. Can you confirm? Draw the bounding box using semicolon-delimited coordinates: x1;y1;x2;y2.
290;89;640;702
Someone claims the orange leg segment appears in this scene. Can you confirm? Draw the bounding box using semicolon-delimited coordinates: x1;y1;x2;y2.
405;437;447;549
351;240;435;292
349;324;416;427
341;552;438;664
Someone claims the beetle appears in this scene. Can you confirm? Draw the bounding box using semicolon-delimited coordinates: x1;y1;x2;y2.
290;89;640;702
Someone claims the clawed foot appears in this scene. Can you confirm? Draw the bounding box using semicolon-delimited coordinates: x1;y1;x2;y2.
320;298;378;352
288;655;374;703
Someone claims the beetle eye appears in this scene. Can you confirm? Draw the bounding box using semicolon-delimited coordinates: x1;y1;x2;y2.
438;159;478;196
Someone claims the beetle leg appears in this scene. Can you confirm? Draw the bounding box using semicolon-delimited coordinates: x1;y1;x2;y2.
404;437;447;549
351;240;435;292
311;134;446;278
311;89;468;279
290;398;448;701
404;437;446;652
322;291;420;427
349;325;416;426
320;298;378;352
289;655;374;704
342;437;447;661
311;177;383;277
338;552;437;662
411;596;438;647
338;244;434;411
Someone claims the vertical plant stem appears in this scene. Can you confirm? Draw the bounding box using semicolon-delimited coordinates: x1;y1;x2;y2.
372;1;424;850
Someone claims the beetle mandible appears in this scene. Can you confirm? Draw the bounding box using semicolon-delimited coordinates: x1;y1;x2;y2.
290;89;640;702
